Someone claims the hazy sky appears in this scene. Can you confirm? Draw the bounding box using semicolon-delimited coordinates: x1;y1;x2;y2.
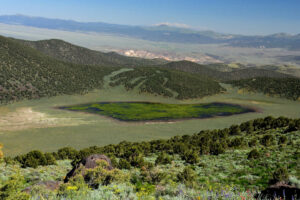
1;0;300;35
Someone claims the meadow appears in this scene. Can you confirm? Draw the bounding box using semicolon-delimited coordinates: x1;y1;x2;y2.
59;102;254;121
0;81;300;157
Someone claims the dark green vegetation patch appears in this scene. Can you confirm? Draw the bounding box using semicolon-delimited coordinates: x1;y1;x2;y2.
59;102;254;121
228;77;300;100
109;67;225;99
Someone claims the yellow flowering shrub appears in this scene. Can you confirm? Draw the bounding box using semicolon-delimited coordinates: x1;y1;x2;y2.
0;143;3;159
85;160;129;186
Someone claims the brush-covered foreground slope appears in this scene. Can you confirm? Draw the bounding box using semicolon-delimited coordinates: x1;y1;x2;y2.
1;116;299;199
109;67;225;99
0;36;117;104
228;77;300;100
19;38;166;67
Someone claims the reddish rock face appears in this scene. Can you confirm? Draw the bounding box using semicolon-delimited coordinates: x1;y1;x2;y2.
64;154;113;183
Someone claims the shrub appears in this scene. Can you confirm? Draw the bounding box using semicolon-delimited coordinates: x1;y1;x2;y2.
209;142;225;155
0;144;3;161
128;155;145;168
240;121;254;134
248;138;258;147
177;166;197;186
16;150;47;168
84;160;129;187
57;147;78;160
44;153;56;165
247;149;260;159
270;167;289;184
58;175;89;196
0;170;30;200
118;159;131;169
155;153;172;165
278;136;288;145
173;142;188;155
140;167;167;184
110;156;118;168
135;182;155;197
260;135;275;146
229;125;241;135
181;151;199;164
229;137;245;148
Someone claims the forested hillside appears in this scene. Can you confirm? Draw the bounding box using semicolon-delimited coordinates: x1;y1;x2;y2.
160;61;293;81
0;36;117;104
0;36;225;103
16;38;294;82
109;67;225;99
228;77;300;100
19;39;166;67
1;35;299;104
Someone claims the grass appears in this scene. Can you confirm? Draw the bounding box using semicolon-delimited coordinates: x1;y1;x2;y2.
1;128;299;199
60;102;253;121
0;115;299;199
0;82;300;156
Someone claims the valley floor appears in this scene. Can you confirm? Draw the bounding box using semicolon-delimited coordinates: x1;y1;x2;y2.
0;84;299;156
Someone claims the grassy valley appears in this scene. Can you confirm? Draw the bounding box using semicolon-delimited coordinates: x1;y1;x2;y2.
0;35;300;199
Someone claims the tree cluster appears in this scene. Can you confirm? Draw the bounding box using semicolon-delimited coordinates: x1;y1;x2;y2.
11;116;300;169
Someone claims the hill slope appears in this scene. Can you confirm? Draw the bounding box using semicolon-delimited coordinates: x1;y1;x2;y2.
15;38;294;82
18;39;166;67
0;35;225;103
0;36;117;104
228;77;300;100
159;61;292;81
109;67;225;99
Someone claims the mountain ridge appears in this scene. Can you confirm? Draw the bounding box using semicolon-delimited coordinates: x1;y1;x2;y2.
1;15;300;50
16;38;294;82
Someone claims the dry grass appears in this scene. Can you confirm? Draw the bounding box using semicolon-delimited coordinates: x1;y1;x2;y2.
0;107;90;133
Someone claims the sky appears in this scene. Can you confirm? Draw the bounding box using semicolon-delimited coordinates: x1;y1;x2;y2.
1;0;300;35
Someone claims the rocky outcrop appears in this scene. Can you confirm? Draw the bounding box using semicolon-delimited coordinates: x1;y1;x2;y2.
64;154;113;183
257;182;300;200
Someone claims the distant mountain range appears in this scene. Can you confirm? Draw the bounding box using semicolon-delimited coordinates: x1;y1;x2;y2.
1;15;300;50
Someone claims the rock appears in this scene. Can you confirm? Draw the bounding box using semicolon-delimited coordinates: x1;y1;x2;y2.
257;181;300;200
64;154;113;183
23;181;61;193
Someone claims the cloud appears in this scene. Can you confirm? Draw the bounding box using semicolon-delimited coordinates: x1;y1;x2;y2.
154;22;191;29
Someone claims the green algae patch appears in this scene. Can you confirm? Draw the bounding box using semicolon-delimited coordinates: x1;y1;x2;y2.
59;102;255;122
